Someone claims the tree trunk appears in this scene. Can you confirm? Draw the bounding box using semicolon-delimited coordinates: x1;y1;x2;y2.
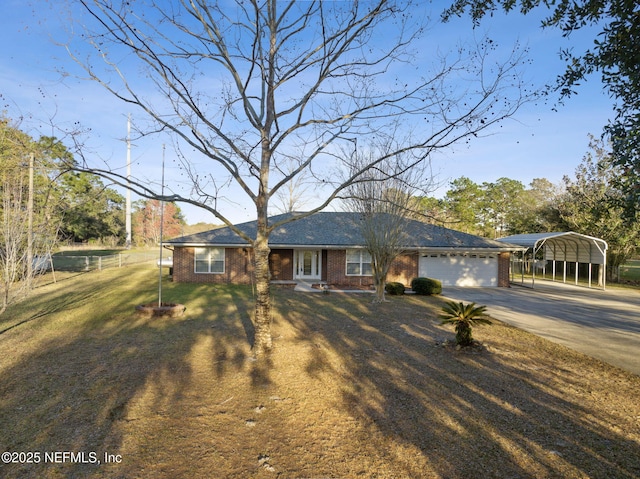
456;323;473;347
0;287;7;316
252;232;272;356
372;262;389;303
373;274;386;303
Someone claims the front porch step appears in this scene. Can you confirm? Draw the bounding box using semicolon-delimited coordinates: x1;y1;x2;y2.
293;280;327;292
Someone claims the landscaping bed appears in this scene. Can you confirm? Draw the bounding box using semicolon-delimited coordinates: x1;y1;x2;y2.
135;302;186;317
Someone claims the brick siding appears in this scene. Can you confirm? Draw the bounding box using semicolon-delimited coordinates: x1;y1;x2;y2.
386;253;419;286
325;250;418;289
173;246;510;288
326;250;372;288
498;252;511;287
269;249;294;281
172;247;254;284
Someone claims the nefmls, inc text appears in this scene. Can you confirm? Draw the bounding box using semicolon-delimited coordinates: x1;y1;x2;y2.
1;451;123;465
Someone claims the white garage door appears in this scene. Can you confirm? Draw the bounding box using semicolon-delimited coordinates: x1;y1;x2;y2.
419;253;498;287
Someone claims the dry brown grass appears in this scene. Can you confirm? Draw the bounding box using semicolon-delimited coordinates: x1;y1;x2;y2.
1;266;639;478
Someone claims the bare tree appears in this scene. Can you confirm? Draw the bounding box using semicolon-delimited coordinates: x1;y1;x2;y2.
0;173;49;315
63;0;534;355
344;147;430;302
270;158;314;214
0;121;58;315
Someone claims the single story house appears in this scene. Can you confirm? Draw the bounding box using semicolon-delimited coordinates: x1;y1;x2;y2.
166;211;520;288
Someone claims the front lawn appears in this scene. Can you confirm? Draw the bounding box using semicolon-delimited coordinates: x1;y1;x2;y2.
1;266;639;478
620;259;640;282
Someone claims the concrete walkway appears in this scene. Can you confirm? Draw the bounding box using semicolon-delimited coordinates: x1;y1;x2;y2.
293;281;374;294
293;281;320;292
442;281;640;376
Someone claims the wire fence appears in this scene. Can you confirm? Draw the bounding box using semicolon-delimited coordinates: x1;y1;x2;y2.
51;252;158;272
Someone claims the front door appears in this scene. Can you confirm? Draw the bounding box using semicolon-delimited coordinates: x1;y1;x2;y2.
296;250;321;279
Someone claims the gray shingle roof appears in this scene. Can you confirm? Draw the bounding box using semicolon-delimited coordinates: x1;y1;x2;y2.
168;212;518;251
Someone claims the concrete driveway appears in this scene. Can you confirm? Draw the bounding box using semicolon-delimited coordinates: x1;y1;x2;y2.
442;282;640;377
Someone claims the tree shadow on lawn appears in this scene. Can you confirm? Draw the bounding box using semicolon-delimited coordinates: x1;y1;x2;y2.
276;290;640;479
2;274;639;479
0;268;265;479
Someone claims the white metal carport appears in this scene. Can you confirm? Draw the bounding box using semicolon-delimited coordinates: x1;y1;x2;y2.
498;232;608;289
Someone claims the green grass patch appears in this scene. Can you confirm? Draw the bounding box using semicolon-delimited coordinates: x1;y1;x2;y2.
620;259;640;281
54;249;123;257
50;249;158;271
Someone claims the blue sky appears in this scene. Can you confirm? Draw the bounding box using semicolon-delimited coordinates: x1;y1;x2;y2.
0;1;613;225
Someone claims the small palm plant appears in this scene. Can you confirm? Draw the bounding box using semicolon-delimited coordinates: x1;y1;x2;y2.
439;301;491;347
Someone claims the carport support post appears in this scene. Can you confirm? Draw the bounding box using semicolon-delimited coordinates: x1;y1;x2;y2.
509;254;514;282
575;261;578;285
531;250;535;289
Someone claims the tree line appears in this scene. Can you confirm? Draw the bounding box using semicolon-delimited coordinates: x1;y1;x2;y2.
412;135;639;274
444;0;640;224
0;117;187;314
415;176;560;239
1;118;185;246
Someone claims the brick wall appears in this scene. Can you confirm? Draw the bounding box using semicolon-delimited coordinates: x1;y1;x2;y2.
173;246;505;288
325;250;417;288
326;250;372;288
269;249;294;281
386;253;419;286
172;247;254;284
498;252;511;287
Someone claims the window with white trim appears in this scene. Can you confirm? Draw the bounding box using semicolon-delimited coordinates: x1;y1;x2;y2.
346;249;372;276
194;247;225;274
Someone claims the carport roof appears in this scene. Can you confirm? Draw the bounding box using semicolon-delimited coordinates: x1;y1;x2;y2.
497;232;608;264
